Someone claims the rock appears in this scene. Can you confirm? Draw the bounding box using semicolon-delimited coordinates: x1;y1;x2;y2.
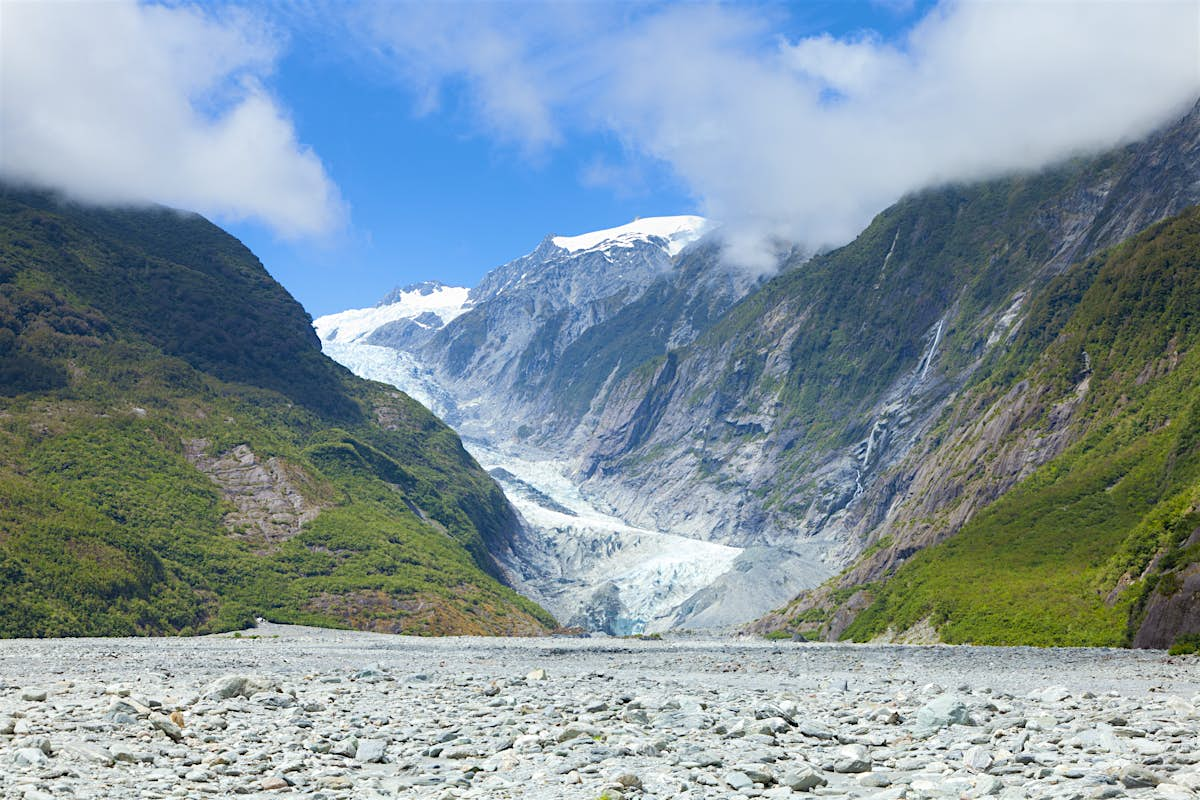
733;764;776;784
1037;686;1071;703
834;743;872;773
149;712;184;742
725;771;754;791
203;675;276;700
62;742;114;766
261;776;289;790
331;737;358;758
20;689;47;702
1026;713;1057;731
616;774;643;789
355;738;387;763
1121;766;1164;788
859;771;893;787
250;691;296;709
963;745;994;772
915;694;973;736
109;743;149;763
779;764;828;791
12;747;49;766
1157;785;1197;800
798;722;837;740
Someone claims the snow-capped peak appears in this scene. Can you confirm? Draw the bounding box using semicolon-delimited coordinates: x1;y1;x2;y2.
551;215;708;257
313;283;470;344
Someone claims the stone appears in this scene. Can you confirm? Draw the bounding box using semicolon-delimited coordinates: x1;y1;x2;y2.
834;743;872;773
970;774;1005;797
62;742;114;766
261;776;289;790
109;743;150;763
149;712;184;742
250;691;296;709
20;689;47;702
331;737;358;758
733;764;775;785
1121;766;1164;788
12;747;49;766
779;764;828;791
203;675;276;700
616;774;643;789
355;737;388;763
1157;785;1197;800
915;694;973;736
963;745;994;772
725;771;754;791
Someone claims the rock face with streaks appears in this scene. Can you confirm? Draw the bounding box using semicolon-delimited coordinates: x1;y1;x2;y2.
184;440;324;548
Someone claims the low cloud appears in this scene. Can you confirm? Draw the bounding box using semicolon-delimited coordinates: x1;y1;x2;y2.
0;1;342;238
355;0;1200;269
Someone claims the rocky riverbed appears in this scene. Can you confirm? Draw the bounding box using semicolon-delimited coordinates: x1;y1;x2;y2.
1;624;1198;800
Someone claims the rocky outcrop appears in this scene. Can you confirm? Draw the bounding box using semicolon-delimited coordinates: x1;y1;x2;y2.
1133;563;1200;649
184;439;324;549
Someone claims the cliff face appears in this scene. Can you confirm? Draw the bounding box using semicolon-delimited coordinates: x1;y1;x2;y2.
419;226;758;444
566;102;1200;633
760;202;1200;647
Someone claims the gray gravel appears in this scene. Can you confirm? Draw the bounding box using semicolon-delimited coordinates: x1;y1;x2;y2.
1;623;1199;799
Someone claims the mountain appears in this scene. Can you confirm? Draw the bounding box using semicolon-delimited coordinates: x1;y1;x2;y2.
319;100;1200;646
0;186;553;637
315;215;766;633
581;100;1200;646
759;202;1200;648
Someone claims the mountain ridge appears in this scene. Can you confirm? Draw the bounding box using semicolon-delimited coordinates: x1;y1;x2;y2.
0;186;554;637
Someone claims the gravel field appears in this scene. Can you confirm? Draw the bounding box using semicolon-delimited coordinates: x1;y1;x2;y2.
1;624;1198;800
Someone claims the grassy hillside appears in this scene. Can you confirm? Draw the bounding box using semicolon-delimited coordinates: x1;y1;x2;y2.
0;187;553;637
839;206;1200;647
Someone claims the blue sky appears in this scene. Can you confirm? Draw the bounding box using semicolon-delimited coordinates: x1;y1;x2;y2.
229;1;935;316
4;1;1196;317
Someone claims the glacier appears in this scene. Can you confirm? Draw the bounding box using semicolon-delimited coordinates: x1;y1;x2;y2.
312;216;761;633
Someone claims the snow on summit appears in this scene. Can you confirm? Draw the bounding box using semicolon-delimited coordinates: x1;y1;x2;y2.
552;215;708;257
313;283;470;344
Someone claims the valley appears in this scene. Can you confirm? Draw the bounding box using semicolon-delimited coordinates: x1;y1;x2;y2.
3;624;1198;800
312;99;1200;649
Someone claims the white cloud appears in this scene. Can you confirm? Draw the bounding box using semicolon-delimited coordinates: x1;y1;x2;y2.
353;0;1200;270
0;0;342;238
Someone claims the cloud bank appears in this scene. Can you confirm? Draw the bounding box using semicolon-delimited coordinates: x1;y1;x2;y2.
0;1;341;238
356;0;1200;269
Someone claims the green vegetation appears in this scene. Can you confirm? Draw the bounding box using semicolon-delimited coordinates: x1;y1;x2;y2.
842;207;1200;646
698;157;1122;462
1170;634;1200;656
0;186;553;638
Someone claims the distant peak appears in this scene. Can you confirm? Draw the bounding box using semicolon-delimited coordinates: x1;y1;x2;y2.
377;280;453;307
551;215;708;257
